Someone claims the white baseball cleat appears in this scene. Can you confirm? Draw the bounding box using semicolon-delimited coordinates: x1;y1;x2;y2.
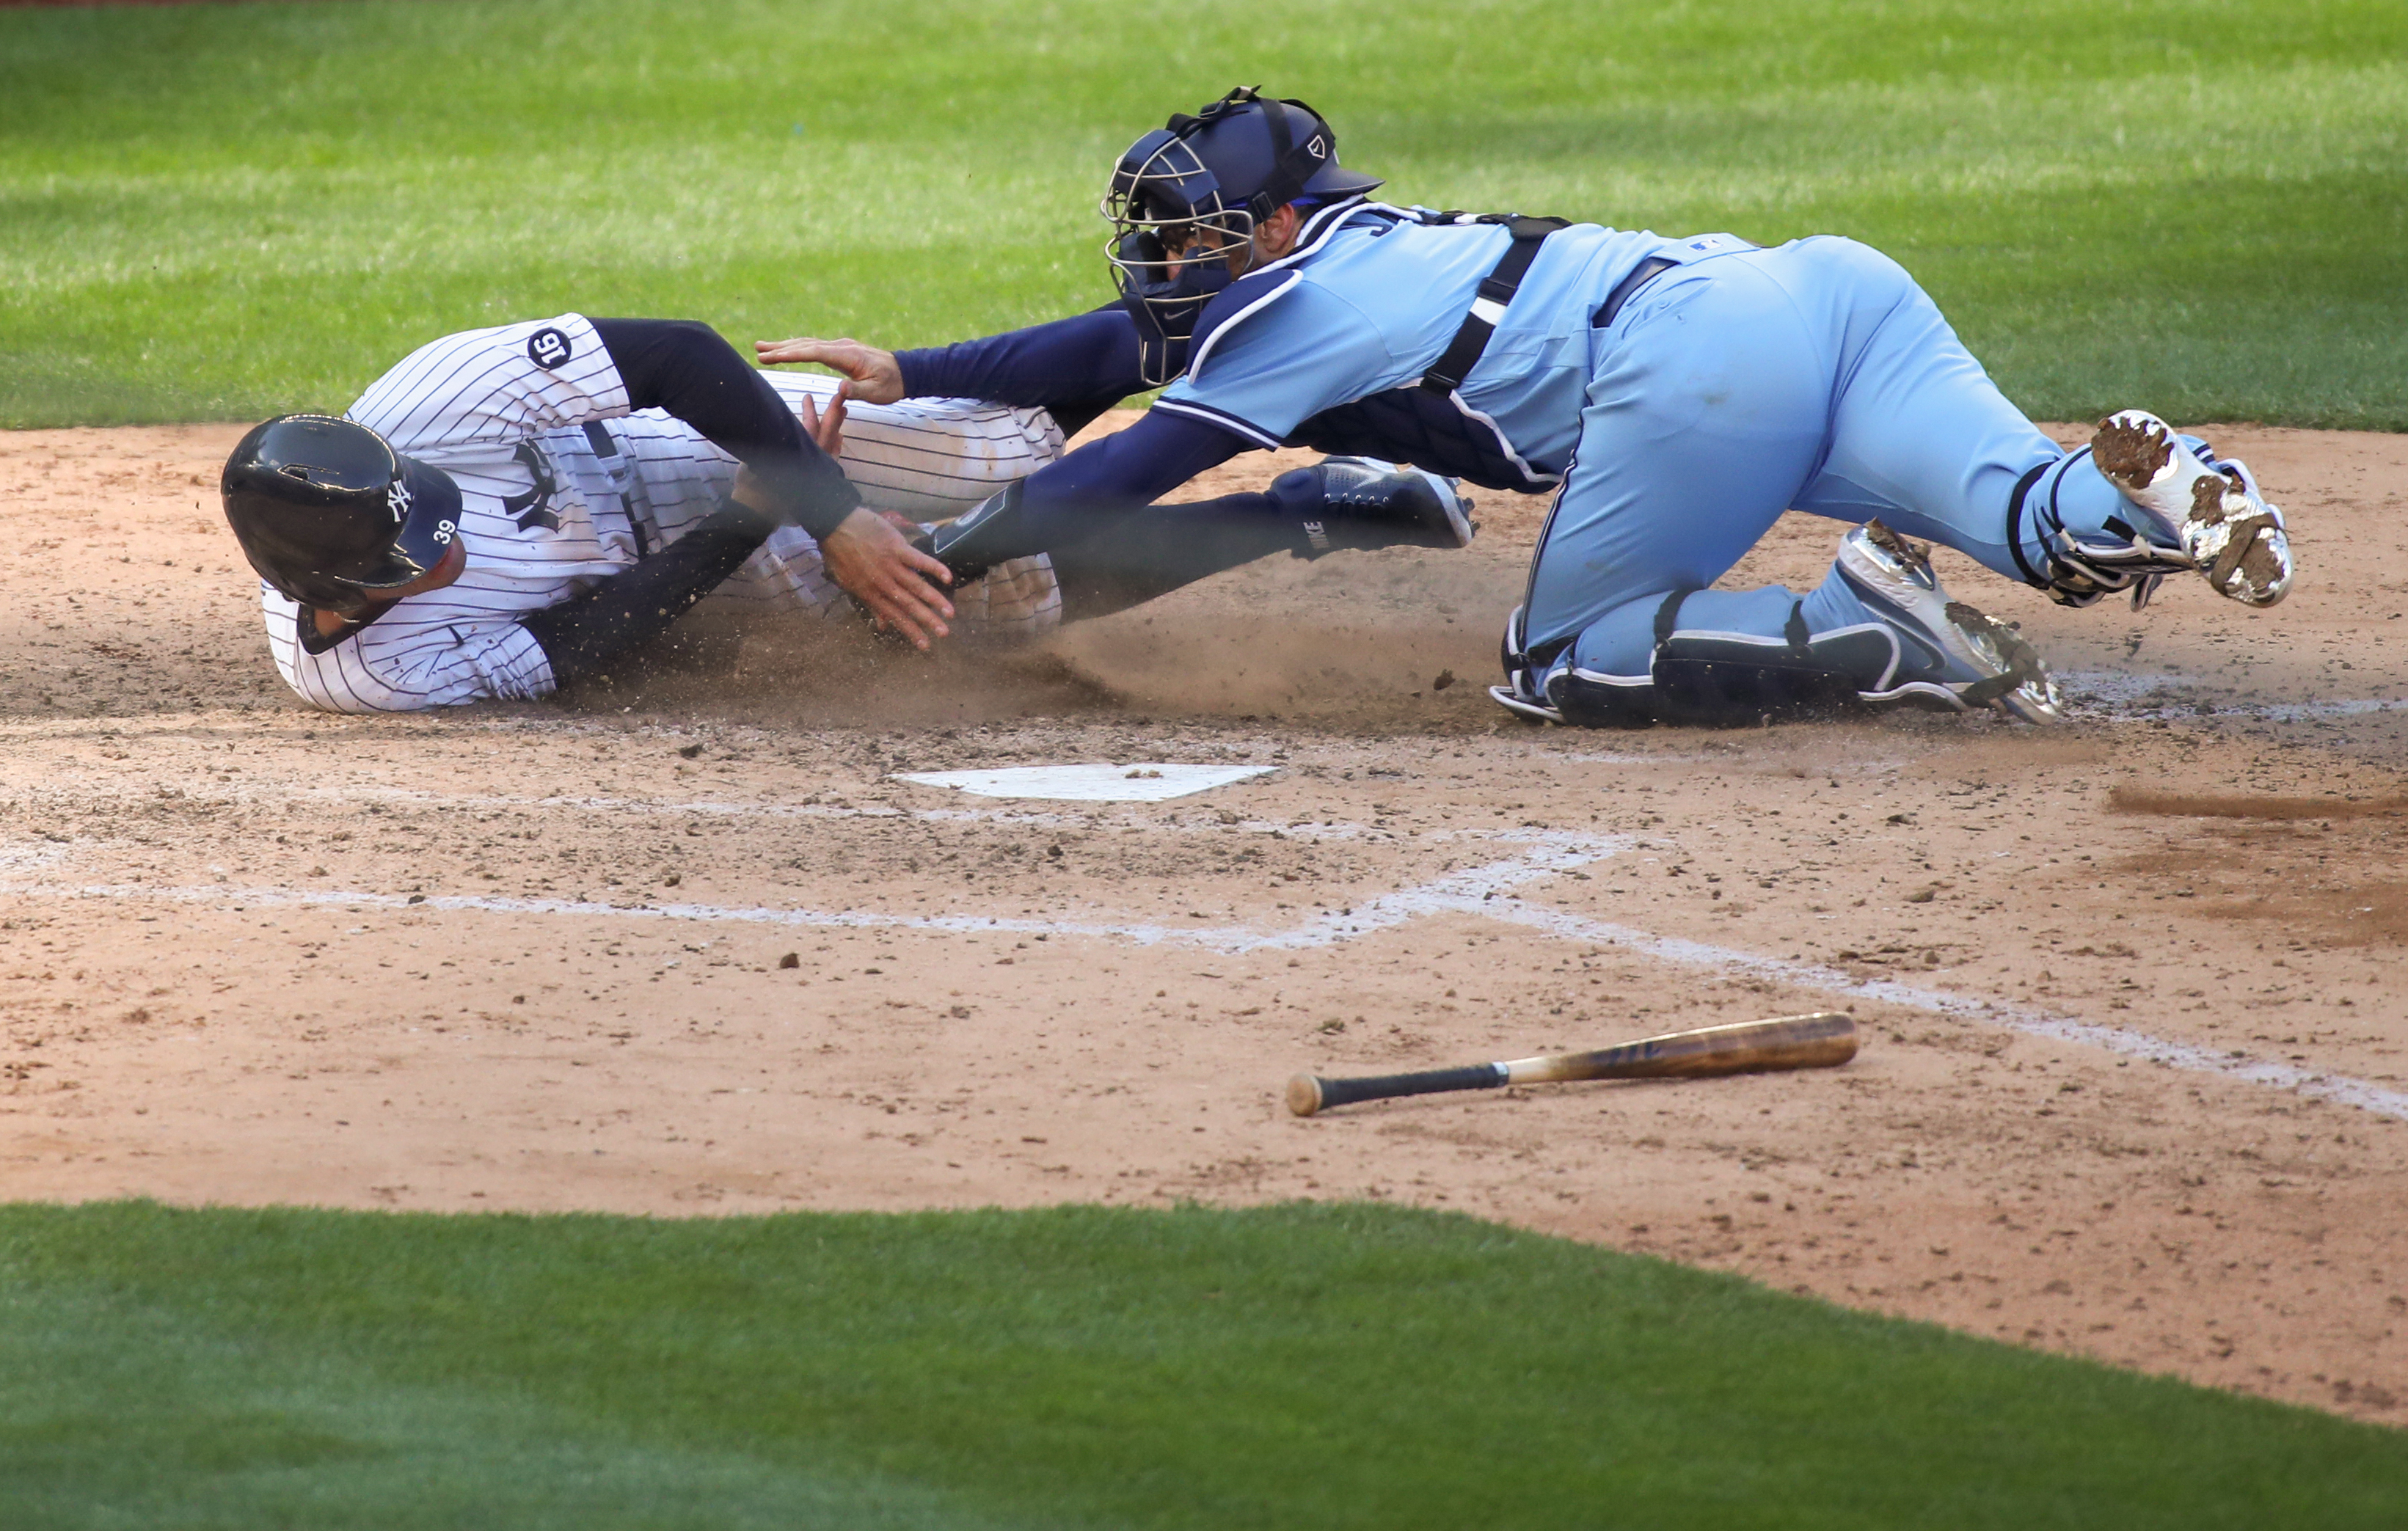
2091;410;2293;607
1836;521;2062;724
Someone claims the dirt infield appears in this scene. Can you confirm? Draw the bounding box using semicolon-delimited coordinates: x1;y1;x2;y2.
3;416;2406;1422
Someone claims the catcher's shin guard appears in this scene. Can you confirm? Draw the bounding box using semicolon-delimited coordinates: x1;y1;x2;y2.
1549;667;1659;728
1486;585;1981;730
1649;624;1898;726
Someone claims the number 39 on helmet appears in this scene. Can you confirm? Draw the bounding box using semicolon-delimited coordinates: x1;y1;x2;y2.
220;414;464;618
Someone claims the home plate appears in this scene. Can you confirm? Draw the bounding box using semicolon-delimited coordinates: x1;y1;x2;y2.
891;763;1275;803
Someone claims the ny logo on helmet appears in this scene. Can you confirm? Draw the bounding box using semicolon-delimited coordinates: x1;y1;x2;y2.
387;478;414;525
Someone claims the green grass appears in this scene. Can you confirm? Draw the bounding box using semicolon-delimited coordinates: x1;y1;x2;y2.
2;1200;2403;1529
2;0;2403;428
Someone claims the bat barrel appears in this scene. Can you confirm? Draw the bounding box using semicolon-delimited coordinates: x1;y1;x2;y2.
1546;1012;1856;1081
1287;1062;1506;1117
1291;1013;1857;1116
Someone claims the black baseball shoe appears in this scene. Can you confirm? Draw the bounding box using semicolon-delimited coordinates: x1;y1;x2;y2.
1273;456;1475;551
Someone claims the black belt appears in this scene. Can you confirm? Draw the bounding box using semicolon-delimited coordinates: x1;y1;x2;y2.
580;417;654;555
1591;256;1679;330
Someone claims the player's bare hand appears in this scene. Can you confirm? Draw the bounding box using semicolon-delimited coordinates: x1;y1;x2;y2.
753;337;905;405
796;384;848;457
819;507;955;649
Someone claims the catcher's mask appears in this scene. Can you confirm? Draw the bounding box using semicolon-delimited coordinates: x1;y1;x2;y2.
1103;86;1383;384
221;414;464;618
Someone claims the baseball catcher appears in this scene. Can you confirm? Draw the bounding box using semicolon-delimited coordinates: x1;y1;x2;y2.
765;86;2293;727
222;314;1472;713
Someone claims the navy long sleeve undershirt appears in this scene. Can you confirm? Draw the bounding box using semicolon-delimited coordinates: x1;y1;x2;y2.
895;308;1260;558
894;307;1149;432
519;503;781;687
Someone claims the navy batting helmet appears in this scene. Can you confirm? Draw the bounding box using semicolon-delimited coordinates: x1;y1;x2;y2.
1103;87;1384;384
221;414;463;618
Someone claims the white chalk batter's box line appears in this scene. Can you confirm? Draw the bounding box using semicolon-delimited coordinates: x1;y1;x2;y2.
2056;672;2408;725
3;816;2402;1125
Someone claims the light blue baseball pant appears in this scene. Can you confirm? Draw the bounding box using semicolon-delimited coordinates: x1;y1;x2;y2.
1520;235;2127;684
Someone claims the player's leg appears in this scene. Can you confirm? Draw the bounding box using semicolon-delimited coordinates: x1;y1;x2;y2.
1514;255;1828;660
759;372;1064;521
589;409;844;615
1010;457;1471;624
605;384;1068;618
1774;236;2289;609
1500;253;2055;726
1505;528;2057;728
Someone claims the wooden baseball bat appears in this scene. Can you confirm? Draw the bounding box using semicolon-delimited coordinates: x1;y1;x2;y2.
1285;1012;1857;1117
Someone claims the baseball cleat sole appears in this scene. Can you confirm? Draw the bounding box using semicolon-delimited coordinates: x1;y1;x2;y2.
1487;684;1565;724
2092;410;2293;607
1838;521;2063;724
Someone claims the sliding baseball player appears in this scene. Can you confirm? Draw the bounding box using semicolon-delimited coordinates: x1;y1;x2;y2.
221;313;1473;713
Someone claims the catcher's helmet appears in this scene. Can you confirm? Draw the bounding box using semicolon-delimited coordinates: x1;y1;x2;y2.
1104;86;1384;384
221;414;463;618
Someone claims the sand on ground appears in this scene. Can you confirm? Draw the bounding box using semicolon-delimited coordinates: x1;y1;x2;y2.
4;414;2406;1423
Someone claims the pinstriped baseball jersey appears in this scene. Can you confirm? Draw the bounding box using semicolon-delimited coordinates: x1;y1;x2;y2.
263;314;1065;714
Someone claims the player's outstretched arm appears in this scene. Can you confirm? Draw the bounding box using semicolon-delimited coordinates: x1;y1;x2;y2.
924;408;1249;575
757;308;1152;433
752;337;905;404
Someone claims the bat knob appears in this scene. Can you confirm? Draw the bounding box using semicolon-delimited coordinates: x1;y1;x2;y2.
1285;1073;1326;1117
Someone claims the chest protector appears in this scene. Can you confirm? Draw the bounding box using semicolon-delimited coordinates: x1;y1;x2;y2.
1192;208;1583;493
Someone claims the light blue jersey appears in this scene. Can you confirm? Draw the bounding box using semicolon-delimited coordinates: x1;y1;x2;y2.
1156;208;1751;491
1160;214;1723;478
1159;203;2156;725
